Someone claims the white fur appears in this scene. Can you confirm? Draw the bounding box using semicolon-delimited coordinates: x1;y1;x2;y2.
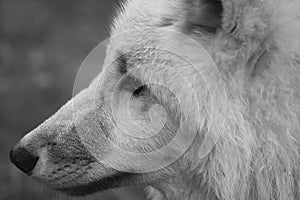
14;0;300;199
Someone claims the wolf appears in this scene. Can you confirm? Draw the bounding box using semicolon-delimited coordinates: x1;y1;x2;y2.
10;0;300;200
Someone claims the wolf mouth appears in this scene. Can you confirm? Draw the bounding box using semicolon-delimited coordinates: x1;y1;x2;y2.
56;172;135;196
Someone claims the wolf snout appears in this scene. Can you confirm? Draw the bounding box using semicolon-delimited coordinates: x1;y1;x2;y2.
10;144;39;175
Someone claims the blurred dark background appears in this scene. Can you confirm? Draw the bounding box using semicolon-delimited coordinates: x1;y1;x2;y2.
0;0;145;199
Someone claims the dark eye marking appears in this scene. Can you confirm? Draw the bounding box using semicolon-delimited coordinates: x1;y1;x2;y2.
116;54;128;74
115;53;150;97
133;85;148;97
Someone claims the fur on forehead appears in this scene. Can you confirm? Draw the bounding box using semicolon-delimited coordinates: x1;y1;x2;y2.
111;0;271;38
112;0;300;44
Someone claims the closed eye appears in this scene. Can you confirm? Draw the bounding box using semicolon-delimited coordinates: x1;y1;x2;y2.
133;85;148;97
115;53;150;98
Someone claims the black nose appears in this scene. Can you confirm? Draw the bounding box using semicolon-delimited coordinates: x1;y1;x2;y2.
10;145;39;175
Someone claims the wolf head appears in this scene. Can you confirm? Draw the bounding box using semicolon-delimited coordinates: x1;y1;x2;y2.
10;0;300;200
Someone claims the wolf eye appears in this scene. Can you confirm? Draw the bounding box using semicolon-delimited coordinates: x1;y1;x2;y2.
133;85;148;97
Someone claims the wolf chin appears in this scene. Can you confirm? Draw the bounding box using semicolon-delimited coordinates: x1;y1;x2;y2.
10;0;300;200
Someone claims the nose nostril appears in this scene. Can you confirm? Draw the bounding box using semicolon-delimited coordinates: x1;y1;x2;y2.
9;145;39;175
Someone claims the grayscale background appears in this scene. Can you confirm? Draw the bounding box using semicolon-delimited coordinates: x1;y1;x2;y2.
0;0;145;199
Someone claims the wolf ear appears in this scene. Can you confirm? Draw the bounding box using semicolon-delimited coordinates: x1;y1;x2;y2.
185;0;224;33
